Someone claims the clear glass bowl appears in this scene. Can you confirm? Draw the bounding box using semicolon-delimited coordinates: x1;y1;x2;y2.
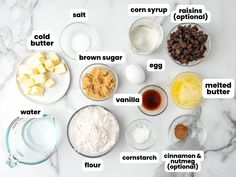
80;63;118;101
60;22;99;60
67;105;120;157
5;115;59;167
138;85;168;116
168;114;206;149
129;17;163;55
126;119;156;150
166;23;211;66
170;72;203;110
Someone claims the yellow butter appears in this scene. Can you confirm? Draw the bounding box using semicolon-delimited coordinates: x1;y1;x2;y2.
30;85;45;96
17;74;29;82
29;52;46;65
170;72;202;109
46;52;61;65
44;60;55;72
45;78;55;88
18;65;38;75
20;77;35;87
23;87;32;95
55;63;67;74
36;64;46;74
31;74;48;84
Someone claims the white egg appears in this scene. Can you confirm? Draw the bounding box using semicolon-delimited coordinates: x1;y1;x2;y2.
125;64;145;84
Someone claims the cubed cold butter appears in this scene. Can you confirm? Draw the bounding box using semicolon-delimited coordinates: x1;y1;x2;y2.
36;64;46;74
29;52;46;65
30;86;45;96
55;63;67;74
46;52;61;65
17;74;34;87
44;60;55;71
18;65;38;75
31;74;48;84
17;74;29;82
20;78;35;87
45;78;55;88
23;87;32;95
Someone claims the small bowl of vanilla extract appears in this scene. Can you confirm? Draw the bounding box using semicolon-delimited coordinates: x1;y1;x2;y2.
138;85;168;116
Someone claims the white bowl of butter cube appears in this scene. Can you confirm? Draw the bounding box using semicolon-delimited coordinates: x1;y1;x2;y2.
16;52;70;104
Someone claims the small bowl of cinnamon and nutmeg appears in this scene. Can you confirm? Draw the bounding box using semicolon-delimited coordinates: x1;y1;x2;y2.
168;114;206;149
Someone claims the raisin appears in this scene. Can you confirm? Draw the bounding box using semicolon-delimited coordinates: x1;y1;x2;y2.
167;24;208;65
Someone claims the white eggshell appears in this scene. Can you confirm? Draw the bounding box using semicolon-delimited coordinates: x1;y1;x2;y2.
125;64;145;84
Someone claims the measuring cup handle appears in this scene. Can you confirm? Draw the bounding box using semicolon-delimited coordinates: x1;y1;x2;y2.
152;0;192;25
152;16;167;26
191;106;202;119
6;154;19;168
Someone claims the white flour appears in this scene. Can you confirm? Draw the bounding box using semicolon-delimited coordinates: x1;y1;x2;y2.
68;106;119;156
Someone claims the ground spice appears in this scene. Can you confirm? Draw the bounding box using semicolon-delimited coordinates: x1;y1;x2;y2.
174;124;188;140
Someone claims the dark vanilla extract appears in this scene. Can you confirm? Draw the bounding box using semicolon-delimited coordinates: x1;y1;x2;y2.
142;89;162;111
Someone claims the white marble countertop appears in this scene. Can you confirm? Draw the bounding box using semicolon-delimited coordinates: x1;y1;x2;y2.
0;0;236;177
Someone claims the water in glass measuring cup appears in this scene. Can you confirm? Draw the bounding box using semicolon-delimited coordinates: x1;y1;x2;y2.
6;115;59;167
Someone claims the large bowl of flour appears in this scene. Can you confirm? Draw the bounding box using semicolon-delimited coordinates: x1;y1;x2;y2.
67;105;120;157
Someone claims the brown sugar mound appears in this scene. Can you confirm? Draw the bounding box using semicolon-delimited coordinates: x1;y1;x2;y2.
82;67;116;100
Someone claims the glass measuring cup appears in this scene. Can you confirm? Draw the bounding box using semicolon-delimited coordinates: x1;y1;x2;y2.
129;17;164;55
5;115;59;168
